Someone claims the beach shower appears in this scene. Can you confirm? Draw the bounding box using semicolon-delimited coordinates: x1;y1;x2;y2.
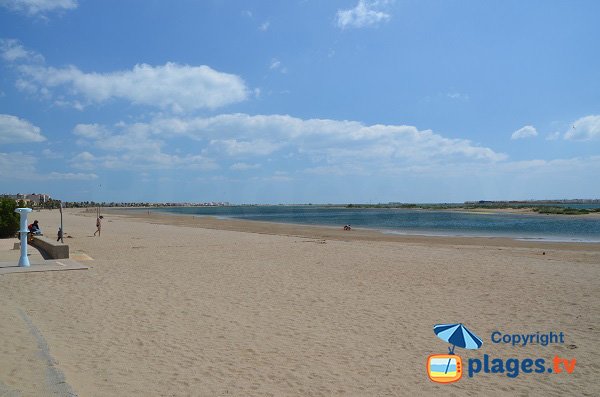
15;207;32;267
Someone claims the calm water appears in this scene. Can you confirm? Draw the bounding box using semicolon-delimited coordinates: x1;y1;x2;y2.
145;206;600;243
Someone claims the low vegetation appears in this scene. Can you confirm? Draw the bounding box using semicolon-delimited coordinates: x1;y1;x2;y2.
0;198;21;238
532;207;600;215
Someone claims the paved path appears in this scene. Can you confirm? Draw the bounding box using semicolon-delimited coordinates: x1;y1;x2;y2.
0;239;87;275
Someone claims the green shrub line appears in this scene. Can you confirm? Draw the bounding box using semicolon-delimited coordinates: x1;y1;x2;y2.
0;198;22;238
532;207;600;215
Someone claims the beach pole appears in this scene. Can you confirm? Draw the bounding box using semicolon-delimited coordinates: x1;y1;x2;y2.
15;207;33;267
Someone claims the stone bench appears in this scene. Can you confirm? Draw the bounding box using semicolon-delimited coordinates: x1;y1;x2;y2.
31;236;69;259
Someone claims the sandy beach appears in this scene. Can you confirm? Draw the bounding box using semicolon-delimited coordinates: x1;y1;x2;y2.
0;208;599;396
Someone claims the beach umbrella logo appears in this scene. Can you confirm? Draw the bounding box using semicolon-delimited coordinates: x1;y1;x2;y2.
434;323;483;354
427;323;483;383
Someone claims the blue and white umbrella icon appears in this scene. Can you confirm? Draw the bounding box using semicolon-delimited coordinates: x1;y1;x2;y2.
433;323;483;355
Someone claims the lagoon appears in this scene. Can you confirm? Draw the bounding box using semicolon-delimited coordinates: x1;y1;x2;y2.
147;206;600;243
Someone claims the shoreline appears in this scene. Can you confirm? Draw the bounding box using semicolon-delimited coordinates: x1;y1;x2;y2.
107;208;600;251
96;204;600;217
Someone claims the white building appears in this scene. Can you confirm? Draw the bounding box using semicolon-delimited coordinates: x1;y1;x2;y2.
2;193;51;204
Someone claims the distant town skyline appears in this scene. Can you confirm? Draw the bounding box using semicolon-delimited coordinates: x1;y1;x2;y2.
1;1;599;203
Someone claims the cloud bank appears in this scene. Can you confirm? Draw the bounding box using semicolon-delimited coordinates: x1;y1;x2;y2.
70;114;506;175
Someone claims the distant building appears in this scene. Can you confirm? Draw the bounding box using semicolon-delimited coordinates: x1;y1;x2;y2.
27;193;50;204
1;193;51;204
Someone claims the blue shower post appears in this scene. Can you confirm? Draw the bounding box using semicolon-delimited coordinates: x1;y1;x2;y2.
15;207;33;267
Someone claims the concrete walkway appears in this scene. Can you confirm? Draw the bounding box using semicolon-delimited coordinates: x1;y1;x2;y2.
0;238;88;275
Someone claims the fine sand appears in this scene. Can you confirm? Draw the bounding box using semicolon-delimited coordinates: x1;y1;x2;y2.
0;208;599;396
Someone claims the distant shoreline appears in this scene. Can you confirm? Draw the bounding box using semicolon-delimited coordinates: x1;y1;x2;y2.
104;203;600;219
106;207;600;249
70;201;600;216
344;203;600;216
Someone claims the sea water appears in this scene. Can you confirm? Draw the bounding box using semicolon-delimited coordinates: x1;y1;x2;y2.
145;206;600;243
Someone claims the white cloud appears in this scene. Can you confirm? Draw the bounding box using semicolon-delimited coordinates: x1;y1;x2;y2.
511;125;538;140
68;113;510;180
259;21;270;31
0;38;44;63
70;150;218;172
0;0;77;16
269;58;281;70
261;174;292;182
546;131;561;141
230;162;260;171
488;155;600;174
336;0;391;29
0;113;46;143
72;151;95;162
211;139;282;156
268;58;287;73
47;171;97;180
304;164;368;176
0;151;96;181
41;148;63;158
16;62;248;112
15;78;41;95
2;42;247;112
73;123;160;154
446;92;469;101
69;152;95;170
73;123;109;139
564;115;600;141
0;151;36;177
245;171;292;183
70;123;218;171
61;113;600;196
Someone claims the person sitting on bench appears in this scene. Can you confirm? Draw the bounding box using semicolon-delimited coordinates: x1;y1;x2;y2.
28;220;42;235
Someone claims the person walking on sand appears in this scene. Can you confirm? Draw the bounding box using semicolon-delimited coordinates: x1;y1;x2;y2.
94;216;103;236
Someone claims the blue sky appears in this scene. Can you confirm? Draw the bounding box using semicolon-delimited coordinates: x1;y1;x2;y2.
0;0;599;203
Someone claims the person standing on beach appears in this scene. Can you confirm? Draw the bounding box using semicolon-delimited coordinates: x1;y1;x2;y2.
94;216;102;236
